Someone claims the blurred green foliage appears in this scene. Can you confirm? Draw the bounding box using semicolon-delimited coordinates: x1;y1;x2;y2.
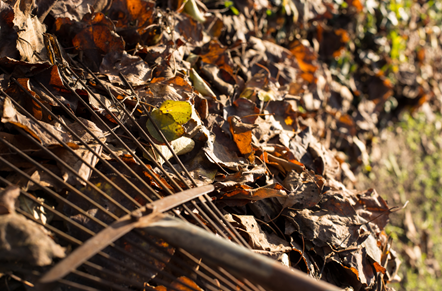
368;112;442;290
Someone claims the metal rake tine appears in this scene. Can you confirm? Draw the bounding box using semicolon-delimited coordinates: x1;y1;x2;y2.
130;97;252;249
13;191;215;291
83;65;251;250
13;187;241;291
34;78;165;199
132;101;251;247
0;150;112;226
14;127;138;213
70;269;134;291
137;234;247;291
80;64;190;191
0;139;184;274
177;248;253;291
0;119;130;222
51;67;179;199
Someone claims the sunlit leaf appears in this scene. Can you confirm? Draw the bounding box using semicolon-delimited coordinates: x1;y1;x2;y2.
146;101;192;142
158;100;192;124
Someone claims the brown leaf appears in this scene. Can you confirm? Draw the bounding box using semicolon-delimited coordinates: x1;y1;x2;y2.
354;188;390;231
286;206;361;249
56;12;125;70
197;40;235;75
8;164;65;192
0;1;19;59
203;135;246;171
282;170;323;209
265;100;299;131
0;131;40;153
226;98;260;124
67;117;106;143
51;145;103;187
263;152;305;175
73;12;125;53
100;51;151;86
289;39;318;83
217;184;288;201
231;214;292;254
41;0;110;21
317;26;349;60
5;77;52;121
1;97;73;147
199;63;236;97
174;12;204;46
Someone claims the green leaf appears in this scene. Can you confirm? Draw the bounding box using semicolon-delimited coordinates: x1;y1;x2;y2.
230;6;239;15
224;1;233;8
146;101;192;142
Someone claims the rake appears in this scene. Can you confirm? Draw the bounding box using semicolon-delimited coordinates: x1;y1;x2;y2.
0;58;340;291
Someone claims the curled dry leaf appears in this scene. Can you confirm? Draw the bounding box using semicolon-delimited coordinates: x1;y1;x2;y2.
13;0;47;63
52;144;103;187
8;164;65;192
230;214;292;260
1;97;73;147
100;51;151;86
217;183;288;202
282;170;323;209
68;117;107;143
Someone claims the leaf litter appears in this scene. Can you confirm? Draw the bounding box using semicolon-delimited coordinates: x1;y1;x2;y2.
3;0;438;290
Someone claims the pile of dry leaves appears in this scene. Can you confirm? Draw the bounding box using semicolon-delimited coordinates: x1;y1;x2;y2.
0;0;413;290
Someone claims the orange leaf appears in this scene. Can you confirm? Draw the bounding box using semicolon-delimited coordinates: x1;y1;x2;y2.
373;262;386;274
228;116;255;156
107;0;155;29
155;276;203;291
